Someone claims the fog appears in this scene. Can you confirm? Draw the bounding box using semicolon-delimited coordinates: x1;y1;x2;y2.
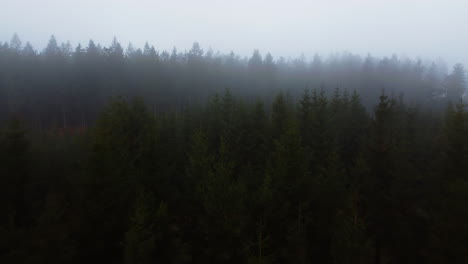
2;0;467;66
2;1;468;263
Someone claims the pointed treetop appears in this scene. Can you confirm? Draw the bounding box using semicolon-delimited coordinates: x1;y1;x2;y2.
170;47;178;62
22;42;36;56
60;41;73;56
10;33;22;51
248;49;263;68
88;39;96;49
143;42;158;59
44;35;61;57
75;43;83;52
189;42;204;57
86;39;100;56
144;42;150;51
126;42;135;56
264;53;275;67
109;37;123;55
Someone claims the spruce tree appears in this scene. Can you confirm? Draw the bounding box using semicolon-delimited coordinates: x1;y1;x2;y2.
446;64;466;102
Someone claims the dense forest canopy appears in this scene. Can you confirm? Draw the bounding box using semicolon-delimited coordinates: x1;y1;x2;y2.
1;33;468;264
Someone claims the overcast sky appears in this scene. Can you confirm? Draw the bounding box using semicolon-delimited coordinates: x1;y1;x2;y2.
1;0;467;66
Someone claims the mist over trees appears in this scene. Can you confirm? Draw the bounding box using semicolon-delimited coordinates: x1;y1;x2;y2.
0;34;465;128
0;34;468;264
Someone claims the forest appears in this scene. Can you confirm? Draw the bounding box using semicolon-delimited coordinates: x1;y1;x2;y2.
0;34;467;264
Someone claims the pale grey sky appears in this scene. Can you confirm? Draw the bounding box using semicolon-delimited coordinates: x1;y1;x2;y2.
1;0;467;66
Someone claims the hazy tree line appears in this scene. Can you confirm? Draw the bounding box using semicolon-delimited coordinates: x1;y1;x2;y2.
1;34;468;264
0;34;466;128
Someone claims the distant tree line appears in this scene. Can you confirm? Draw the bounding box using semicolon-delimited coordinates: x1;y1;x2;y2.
0;34;466;128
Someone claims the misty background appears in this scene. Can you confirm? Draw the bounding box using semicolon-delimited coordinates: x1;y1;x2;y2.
2;0;468;67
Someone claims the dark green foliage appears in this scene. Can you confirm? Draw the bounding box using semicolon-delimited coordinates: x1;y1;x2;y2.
1;91;461;263
271;92;291;139
0;119;29;227
77;97;159;263
124;189;160;264
428;102;468;264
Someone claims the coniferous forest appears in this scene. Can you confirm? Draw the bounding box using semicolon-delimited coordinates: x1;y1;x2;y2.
0;35;467;263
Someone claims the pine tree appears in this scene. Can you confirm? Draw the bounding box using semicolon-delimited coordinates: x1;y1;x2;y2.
189;131;246;263
22;42;36;56
43;35;61;58
298;87;313;147
309;88;332;172
443;101;468;177
247;99;269;173
9;33;22;52
364;92;400;264
331;191;372;264
105;37;125;69
86;39;100;57
271;92;291;140
0;119;31;263
0;118;29;227
445;64;466;102
30;193;76;264
124;189;160;264
341;91;368;170
60;41;73;57
188;42;204;63
431;101;468;263
266;125;310;263
248;49;263;69
80;97;157;263
143;42;159;61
